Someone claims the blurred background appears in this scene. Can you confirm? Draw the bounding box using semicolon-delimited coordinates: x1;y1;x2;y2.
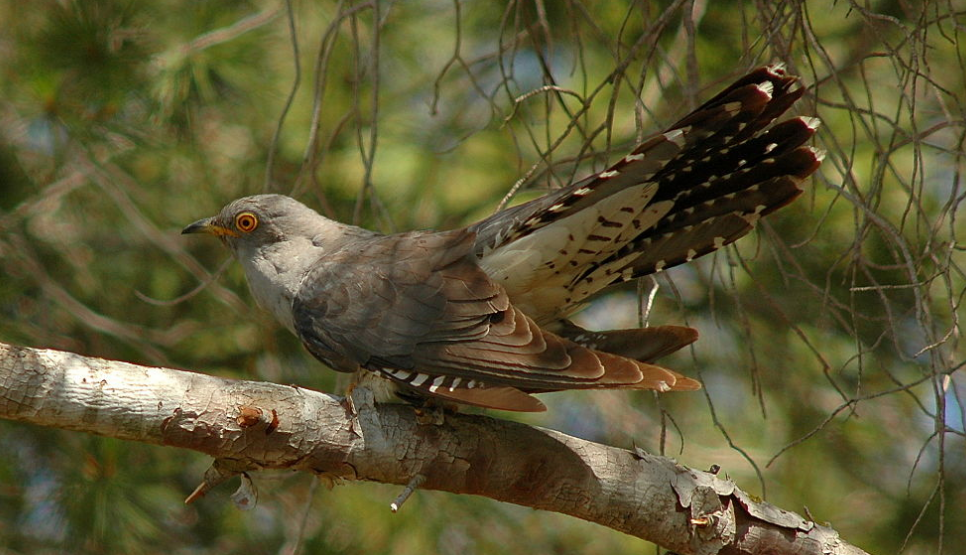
0;1;963;553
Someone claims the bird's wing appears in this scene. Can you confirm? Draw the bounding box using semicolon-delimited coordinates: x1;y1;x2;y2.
291;229;696;411
291;229;483;373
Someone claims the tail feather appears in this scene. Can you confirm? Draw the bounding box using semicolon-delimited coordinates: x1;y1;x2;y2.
379;307;701;412
557;320;698;363
474;65;823;323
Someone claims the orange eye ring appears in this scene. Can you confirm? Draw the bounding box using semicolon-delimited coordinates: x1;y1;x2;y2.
235;212;259;233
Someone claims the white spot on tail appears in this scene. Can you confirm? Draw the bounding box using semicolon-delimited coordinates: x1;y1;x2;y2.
600;170;620;178
686;249;698;261
656;381;671;392
756;81;774;98
800;116;822;130
449;377;462;391
574;186;593;196
665;128;688;146
625;152;645;162
764;142;778;153
655;260;667;272
713;236;726;249
411;373;430;386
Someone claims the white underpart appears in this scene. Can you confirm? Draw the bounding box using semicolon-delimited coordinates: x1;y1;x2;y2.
481;183;672;323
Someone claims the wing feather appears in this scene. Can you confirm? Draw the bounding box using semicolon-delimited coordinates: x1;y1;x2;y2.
291;228;698;411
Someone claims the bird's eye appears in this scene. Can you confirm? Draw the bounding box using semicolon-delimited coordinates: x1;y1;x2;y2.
235;212;259;233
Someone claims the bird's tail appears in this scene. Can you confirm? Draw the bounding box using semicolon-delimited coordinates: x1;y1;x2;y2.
556;319;698;363
474;65;823;321
572;65;824;286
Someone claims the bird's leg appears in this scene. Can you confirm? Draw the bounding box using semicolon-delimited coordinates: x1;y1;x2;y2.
337;371;360;420
343;382;384;437
342;369;387;422
341;381;359;420
342;371;383;437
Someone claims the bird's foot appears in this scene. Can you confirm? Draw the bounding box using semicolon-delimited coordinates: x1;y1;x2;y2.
341;383;359;420
343;383;381;436
414;405;446;426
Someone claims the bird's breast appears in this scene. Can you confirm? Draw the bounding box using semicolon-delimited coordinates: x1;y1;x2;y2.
240;240;325;334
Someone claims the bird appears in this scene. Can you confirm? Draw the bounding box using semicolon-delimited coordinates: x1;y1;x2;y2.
182;64;823;412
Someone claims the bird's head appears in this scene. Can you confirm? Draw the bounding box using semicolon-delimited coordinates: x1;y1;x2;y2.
181;194;326;257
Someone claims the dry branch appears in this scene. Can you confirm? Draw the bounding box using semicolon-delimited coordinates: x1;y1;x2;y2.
0;341;869;555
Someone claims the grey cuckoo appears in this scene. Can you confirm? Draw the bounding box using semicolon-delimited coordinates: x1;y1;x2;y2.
183;65;823;412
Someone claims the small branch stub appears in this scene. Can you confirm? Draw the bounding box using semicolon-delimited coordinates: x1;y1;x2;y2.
236;406;263;428
390;474;427;513
185;458;255;505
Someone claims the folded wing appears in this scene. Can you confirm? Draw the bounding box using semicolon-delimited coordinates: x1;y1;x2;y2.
292;229;698;412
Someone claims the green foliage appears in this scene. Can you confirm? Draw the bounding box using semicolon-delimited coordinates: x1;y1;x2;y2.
0;0;963;553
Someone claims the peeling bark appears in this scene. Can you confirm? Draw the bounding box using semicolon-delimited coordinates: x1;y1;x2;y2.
0;342;869;555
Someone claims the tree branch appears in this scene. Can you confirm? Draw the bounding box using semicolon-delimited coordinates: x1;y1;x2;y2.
0;341;868;555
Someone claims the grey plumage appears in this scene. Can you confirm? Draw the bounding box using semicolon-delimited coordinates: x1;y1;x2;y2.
183;65;822;412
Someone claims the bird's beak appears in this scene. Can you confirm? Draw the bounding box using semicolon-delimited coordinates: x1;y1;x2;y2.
181;217;238;237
